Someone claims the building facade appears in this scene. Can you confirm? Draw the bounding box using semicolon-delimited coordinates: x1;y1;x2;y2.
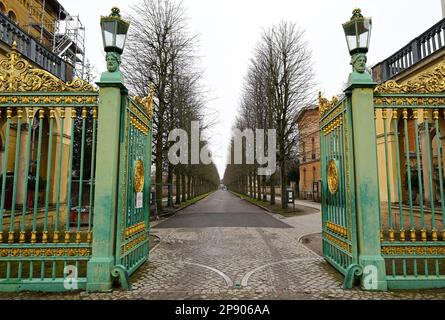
296;105;321;202
0;0;80;81
372;16;445;225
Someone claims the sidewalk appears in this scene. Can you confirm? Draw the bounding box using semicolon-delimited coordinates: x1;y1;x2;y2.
258;194;321;211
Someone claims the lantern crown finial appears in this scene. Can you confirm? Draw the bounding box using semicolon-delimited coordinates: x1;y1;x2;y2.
351;8;363;20
111;7;121;17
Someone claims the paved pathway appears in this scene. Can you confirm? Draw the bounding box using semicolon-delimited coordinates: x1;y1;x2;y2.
2;191;445;300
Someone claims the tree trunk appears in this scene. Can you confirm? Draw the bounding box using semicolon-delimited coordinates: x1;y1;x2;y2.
257;175;261;200
249;172;253;197
181;172;187;202
281;164;288;209
167;164;173;208
270;173;276;205
155;141;163;214
262;176;267;201
175;169;181;205
187;173;192;200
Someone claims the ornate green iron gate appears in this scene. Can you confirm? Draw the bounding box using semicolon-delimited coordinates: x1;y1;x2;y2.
0;44;98;291
320;59;445;290
113;96;152;285
319;94;360;287
0;43;153;292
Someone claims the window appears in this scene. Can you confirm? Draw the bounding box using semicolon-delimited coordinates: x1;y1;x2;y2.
8;10;17;22
313;166;317;181
303;168;307;186
311;137;316;159
302;142;306;162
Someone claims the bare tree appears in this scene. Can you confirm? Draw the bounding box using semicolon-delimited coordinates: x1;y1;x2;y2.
122;0;218;213
224;20;316;209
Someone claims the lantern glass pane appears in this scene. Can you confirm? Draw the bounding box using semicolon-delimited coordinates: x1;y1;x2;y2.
357;19;371;48
116;23;128;50
103;21;115;47
343;22;358;51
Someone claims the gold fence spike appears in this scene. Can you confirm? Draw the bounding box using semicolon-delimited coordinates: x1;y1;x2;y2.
389;229;395;242
399;230;406;242
76;232;81;244
42;231;48;243
64;231;70;243
53;231;59;243
19;231;26;243
403;109;408;119
421;229;427;242
410;230;416;242
434;109;439;120
87;231;93;243
30;231;37;243
432;230;438;242
8;231;14;244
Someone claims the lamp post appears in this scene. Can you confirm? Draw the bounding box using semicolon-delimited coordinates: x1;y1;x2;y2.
343;8;373;86
87;7;130;292
342;9;387;291
99;7;129;82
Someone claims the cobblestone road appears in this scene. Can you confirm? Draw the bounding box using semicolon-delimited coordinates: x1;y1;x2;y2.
2;191;445;300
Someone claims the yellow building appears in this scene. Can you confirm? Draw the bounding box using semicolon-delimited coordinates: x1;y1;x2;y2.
296;105;321;202
0;0;76;81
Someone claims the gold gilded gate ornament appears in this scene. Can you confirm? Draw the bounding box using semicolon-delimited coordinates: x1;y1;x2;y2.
327;159;339;195
134;159;145;192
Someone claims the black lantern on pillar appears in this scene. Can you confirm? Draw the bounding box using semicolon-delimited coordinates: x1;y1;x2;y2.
100;7;130;55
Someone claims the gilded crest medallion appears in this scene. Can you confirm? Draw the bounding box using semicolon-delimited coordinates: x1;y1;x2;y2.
134;159;145;192
327;159;339;195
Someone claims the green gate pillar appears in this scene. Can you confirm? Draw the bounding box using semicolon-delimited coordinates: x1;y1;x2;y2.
86;65;127;292
87;6;130;292
345;58;387;291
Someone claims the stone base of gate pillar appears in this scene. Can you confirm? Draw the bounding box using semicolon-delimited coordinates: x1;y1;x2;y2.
86;257;115;292
358;256;388;291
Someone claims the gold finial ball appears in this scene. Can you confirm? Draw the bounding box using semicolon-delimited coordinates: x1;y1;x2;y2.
111;6;120;16
351;7;364;20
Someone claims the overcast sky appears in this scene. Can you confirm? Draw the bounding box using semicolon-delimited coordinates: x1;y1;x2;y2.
60;0;442;178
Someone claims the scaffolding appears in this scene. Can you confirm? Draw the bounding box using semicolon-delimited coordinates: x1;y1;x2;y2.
26;0;86;79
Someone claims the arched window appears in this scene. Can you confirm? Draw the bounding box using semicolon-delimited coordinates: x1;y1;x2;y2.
7;10;17;22
0;2;6;13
